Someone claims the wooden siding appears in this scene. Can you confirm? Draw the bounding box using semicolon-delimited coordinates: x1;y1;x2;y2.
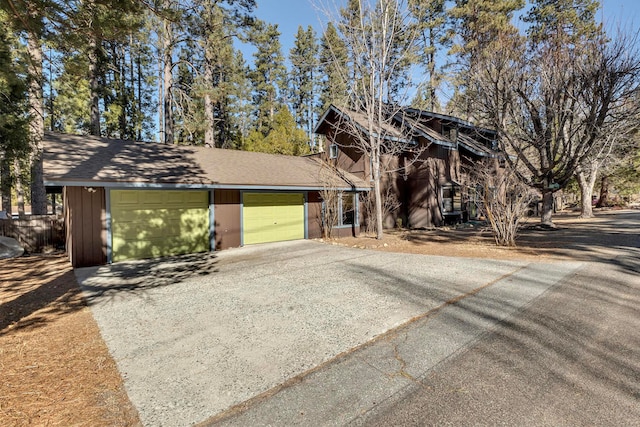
65;186;106;267
214;189;241;250
307;191;323;239
307;190;361;239
333;139;367;180
404;146;450;227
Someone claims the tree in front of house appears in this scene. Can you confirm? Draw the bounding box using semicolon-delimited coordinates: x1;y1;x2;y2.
468;0;640;226
465;160;536;246
319;0;421;239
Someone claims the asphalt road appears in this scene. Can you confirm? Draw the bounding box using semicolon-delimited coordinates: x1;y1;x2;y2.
359;255;640;426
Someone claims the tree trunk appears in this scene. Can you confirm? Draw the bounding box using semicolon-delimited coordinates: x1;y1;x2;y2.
157;57;164;143
136;38;143;140
1;156;11;215
428;28;437;112
14;159;25;218
203;63;215;148
540;189;555;226
372;151;384;240
27;30;46;215
163;12;174;145
576;162;598;218
88;34;101;136
596;175;610;208
576;172;594;218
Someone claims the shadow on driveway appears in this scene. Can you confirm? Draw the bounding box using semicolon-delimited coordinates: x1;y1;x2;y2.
76;252;220;305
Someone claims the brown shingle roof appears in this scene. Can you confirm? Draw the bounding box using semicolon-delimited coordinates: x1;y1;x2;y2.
315;105;410;143
43;132;369;190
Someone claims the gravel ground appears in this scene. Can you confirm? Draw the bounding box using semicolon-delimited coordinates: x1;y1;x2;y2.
75;240;539;426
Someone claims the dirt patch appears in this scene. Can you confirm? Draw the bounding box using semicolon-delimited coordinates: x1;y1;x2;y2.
323;210;637;263
0;254;140;426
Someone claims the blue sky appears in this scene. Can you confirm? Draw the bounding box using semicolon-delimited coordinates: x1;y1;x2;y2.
251;0;640;56
251;0;324;54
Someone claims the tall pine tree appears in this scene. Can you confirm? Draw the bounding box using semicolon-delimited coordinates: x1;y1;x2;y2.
448;0;524;118
409;0;451;112
0;10;29;214
318;22;349;112
249;20;286;135
289;25;318;147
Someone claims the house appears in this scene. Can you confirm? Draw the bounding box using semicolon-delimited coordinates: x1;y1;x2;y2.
314;105;500;229
43;132;369;267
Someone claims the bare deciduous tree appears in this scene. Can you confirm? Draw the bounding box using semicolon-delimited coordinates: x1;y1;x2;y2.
469;31;640;226
318;161;341;238
317;0;423;239
360;185;401;234
577;100;640;214
465;160;536;246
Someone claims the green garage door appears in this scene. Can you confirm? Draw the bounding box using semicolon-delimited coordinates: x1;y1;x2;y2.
111;190;209;262
243;193;305;245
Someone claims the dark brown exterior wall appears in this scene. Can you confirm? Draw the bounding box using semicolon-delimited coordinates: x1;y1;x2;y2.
322;132;455;229
330;134;368;180
64;186;106;267
214;189;241;250
404;145;451;228
307;191;323;239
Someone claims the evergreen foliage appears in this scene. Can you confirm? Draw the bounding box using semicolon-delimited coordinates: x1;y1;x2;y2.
289;25;319;147
243;106;310;155
318;22;349;112
1;0;638;215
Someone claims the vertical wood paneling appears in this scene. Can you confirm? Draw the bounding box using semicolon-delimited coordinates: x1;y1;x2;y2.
65;186;106;267
307;191;323;239
213;189;241;249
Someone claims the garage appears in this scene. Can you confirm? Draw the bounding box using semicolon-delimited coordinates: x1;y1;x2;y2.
242;192;305;245
110;190;210;262
44;133;368;267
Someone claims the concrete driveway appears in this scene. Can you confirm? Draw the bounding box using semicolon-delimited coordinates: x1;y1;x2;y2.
75;240;581;426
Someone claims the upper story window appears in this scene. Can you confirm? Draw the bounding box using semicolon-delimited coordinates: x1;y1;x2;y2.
329;144;338;159
444;127;457;141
